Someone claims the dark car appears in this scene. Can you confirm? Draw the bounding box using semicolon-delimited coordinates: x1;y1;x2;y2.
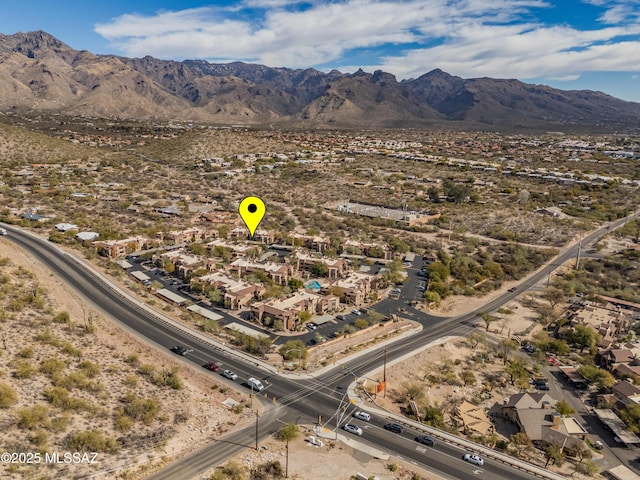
535;383;550;391
203;362;220;372
384;423;404;434
415;435;436;446
170;345;188;356
508;287;517;292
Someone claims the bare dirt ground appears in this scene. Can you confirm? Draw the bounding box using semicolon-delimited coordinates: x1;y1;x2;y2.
0;238;254;480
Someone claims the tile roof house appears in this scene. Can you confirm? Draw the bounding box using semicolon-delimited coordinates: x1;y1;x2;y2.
499;392;588;452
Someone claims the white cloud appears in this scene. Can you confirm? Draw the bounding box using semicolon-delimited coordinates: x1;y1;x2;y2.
94;0;640;82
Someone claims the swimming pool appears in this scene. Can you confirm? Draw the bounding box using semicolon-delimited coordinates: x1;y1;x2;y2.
306;280;321;290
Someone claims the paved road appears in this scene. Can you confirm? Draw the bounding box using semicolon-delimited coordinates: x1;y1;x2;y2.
2;214;635;480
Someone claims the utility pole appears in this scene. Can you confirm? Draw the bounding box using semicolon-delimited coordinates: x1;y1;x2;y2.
383;347;387;398
255;411;259;451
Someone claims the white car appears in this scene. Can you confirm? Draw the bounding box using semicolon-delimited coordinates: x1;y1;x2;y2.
222;370;238;381
463;454;484;466
343;424;363;436
353;411;371;422
351;309;362;315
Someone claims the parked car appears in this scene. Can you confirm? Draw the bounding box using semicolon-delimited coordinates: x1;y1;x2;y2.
336;315;346;321
415;435;436;446
222;369;238;381
170;345;188;356
523;344;535;353
203;362;220;372
547;356;560;366
306;322;317;330
535;383;550;391
353;411;371;422
384;423;404;434
593;440;604;450
343;424;363;436
351;309;362;316
463;454;484;466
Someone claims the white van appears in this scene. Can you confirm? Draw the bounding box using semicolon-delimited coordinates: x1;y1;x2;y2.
353;411;371;422
247;377;264;392
0;228;7;236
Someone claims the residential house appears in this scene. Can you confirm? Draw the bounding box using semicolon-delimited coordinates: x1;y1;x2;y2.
327;272;377;305
500;392;588;452
164;227;216;245
612;381;640;407
93;236;149;258
229;259;294;285
250;290;338;331
294;253;348;279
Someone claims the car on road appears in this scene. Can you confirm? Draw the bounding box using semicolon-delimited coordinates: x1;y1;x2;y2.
353;411;371;422
0;228;7;236
415;435;436;446
508;287;517;292
222;369;238;381
535;383;550;391
384;423;404;434
351;309;362;315
593;440;604;450
170;345;188;356
463;454;484;466
247;377;265;392
203;362;220;372
343;424;363;436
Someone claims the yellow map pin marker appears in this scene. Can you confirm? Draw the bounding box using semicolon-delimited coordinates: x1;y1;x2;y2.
239;196;266;237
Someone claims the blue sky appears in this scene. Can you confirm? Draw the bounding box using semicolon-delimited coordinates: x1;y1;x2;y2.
2;1;640;101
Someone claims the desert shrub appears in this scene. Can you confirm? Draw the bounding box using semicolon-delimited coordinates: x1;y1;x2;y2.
40;357;66;376
17;404;50;429
124;375;138;387
35;328;61;346
50;414;71;432
121;393;160;424
0;382;18;408
54;371;91;390
78;361;100;378
53;311;70;324
114;414;133;433
66;429;119;453
17;347;34;358
125;353;140;365
388;463;399;472
44;386;92;411
13;361;36;379
138;364;155;376
27;429;49;448
60;341;82;358
354;318;369;329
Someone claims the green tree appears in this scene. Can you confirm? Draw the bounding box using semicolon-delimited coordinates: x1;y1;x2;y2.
279;340;308;362
277;423;299;478
571;325;598;353
287;278;304;290
505;358;528;387
542;287;565;309
509;432;532;455
544;444;565;467
310;261;329;277
556;400;575;417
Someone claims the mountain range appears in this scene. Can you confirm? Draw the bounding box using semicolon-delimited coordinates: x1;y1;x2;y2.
1;30;640;130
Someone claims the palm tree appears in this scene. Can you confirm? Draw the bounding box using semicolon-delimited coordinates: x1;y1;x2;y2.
277;423;300;478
